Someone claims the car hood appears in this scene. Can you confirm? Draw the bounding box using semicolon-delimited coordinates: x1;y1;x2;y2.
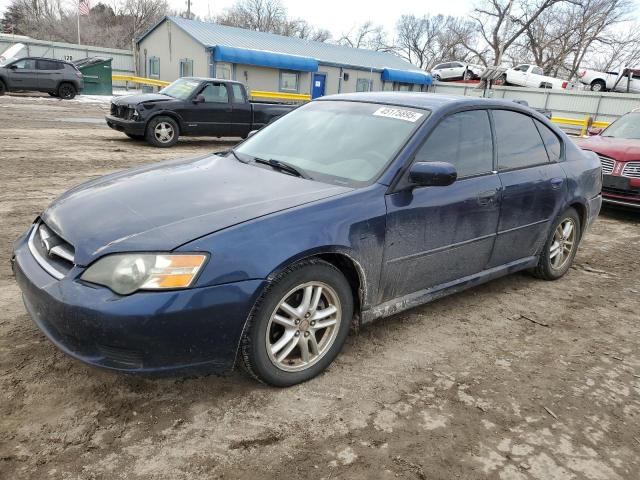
42;155;352;265
112;93;173;107
574;136;640;162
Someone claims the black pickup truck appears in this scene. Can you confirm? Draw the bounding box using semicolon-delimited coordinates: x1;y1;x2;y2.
106;77;296;147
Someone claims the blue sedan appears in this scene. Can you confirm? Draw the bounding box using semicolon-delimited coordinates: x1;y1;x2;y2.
12;93;602;386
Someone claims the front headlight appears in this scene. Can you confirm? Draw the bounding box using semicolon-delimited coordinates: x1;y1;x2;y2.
81;253;208;295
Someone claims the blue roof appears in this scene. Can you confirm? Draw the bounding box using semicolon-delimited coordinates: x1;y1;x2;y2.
212;45;318;72
382;68;432;85
139;16;426;73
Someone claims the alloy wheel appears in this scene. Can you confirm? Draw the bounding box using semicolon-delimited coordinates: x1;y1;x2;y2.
549;218;576;270
266;281;341;372
154;122;175;143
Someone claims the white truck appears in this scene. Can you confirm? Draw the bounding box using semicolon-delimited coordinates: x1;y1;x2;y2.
497;64;571;89
577;68;640;93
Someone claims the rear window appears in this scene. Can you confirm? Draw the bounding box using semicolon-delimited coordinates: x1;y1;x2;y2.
493;110;549;170
36;60;64;70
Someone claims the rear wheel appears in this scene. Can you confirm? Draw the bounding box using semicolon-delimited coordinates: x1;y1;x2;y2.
241;259;353;387
146;116;179;148
463;69;473;80
590;79;606;92
57;83;76;100
533;208;581;280
0;80;6;96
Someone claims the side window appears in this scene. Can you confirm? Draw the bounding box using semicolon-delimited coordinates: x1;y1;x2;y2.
532;67;544;75
200;83;229;103
451;62;463;68
415;110;494;178
515;65;528;72
12;59;36;69
231;84;246;104
493;110;550;170
37;60;63;70
356;78;373;92
534;119;562;162
434;64;444;70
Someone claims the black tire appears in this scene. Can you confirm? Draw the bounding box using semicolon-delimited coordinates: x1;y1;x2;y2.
145;115;180;148
0;80;6;96
495;74;507;86
590;80;606;92
241;259;354;387
57;83;76;100
533;208;581;280
463;69;473;80
433;74;441;82
125;133;144;140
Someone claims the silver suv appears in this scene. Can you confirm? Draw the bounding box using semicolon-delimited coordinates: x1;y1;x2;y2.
0;57;84;99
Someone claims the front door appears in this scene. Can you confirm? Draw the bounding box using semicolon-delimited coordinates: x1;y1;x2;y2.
311;73;326;99
487;109;567;267
6;58;39;89
182;82;232;136
380;109;501;301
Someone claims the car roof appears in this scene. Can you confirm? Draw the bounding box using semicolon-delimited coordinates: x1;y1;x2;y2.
9;56;73;65
182;76;244;84
316;91;540;114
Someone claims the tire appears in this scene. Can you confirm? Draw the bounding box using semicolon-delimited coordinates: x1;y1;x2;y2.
125;133;144;140
495;74;507;86
433;74;441;82
0;80;6;96
241;259;354;387
590;80;606;92
532;208;581;281
145;116;179;148
57;83;76;100
463;69;473;80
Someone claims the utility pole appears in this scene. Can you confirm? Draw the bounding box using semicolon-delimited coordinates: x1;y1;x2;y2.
186;0;191;19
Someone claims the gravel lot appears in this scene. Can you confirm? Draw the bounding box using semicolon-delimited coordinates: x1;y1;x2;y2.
1;93;639;480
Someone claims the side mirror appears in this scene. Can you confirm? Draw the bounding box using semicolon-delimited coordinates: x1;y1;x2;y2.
247;130;258;138
8;64;17;70
587;126;603;136
193;94;205;104
409;162;457;187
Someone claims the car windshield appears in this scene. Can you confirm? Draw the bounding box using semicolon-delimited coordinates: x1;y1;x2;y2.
159;78;200;100
234;100;428;186
601;112;640;139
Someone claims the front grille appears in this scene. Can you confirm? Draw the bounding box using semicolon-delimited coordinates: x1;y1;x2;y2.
98;344;144;368
622;161;640;178
28;221;75;279
110;103;135;120
599;156;615;175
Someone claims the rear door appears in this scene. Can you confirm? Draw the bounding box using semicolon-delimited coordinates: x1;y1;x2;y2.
36;59;64;91
487;109;567;267
381;109;502;301
6;58;38;89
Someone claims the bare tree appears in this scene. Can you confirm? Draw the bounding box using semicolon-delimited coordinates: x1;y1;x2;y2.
337;21;389;51
471;0;569;66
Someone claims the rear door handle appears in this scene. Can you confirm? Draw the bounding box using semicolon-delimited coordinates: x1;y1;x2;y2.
550;177;564;189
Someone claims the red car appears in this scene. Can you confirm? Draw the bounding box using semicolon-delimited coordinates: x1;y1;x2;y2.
575;111;640;208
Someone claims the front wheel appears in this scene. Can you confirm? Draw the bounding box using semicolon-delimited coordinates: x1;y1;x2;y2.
590;80;606;92
146;116;179;147
241;259;353;387
533;208;581;280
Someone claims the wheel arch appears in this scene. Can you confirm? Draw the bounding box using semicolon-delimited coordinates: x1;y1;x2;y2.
265;247;367;322
148;111;184;131
568;201;587;235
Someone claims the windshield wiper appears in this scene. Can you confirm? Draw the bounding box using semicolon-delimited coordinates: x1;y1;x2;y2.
253;157;311;179
226;148;248;163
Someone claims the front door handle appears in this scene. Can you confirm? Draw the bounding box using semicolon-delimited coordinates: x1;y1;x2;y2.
477;189;498;206
550;177;564;190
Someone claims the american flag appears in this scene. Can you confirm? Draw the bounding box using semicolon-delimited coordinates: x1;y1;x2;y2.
79;0;90;15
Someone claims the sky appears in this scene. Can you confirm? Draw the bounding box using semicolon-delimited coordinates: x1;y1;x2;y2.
0;0;475;39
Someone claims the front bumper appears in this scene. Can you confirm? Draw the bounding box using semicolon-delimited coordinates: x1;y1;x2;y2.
602;174;640;209
105;115;146;136
12;232;265;375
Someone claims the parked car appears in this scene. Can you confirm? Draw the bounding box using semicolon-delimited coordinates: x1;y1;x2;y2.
0;56;84;99
431;61;484;81
106;77;296;147
577;68;640;93
498;64;571;89
575;111;640;208
12;93;602;386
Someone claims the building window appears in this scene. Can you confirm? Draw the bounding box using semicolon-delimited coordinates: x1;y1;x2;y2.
356;78;373;92
149;57;160;78
398;83;412;91
280;71;299;92
180;59;193;77
383;81;393;91
216;62;232;80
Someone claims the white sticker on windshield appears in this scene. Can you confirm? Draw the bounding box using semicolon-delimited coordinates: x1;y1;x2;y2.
373;107;423;122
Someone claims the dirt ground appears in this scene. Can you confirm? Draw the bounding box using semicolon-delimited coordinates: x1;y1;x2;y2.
0;93;639;480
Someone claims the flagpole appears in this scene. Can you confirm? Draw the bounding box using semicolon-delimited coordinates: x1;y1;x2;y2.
77;12;81;45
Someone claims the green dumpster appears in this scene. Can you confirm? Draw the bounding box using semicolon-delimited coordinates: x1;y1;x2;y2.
74;57;113;95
